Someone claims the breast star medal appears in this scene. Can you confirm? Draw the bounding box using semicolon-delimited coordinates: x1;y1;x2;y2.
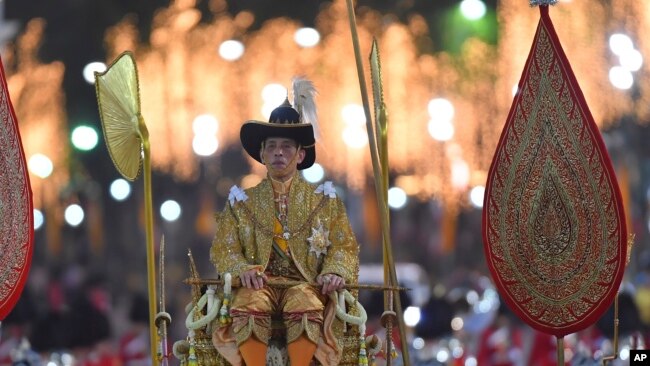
307;220;330;258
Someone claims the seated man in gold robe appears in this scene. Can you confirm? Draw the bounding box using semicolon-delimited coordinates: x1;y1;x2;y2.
210;80;360;366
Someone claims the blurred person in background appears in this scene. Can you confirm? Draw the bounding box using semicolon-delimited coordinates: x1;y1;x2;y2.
118;293;151;366
410;296;455;366
633;250;650;347
30;274;71;359
0;291;41;365
476;300;555;366
67;274;118;366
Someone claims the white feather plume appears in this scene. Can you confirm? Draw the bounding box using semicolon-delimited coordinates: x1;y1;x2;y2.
292;76;320;140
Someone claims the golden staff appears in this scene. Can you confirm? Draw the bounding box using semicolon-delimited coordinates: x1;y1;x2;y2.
345;2;410;365
94;51;158;364
601;294;619;365
183;277;411;292
602;234;634;365
156;236;171;365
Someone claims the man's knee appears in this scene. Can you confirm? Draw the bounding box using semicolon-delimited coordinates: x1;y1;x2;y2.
231;287;274;313
282;284;325;313
232;313;272;345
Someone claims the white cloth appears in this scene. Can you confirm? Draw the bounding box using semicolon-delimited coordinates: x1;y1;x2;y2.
228;185;248;205
314;181;336;198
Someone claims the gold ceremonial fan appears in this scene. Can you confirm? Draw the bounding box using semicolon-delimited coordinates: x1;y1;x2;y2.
94;51;158;364
94;51;145;180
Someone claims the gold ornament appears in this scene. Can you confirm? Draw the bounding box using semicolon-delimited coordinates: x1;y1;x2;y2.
307;220;330;258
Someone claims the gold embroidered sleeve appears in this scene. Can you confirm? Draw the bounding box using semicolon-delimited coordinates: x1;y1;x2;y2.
320;198;360;284
210;203;259;278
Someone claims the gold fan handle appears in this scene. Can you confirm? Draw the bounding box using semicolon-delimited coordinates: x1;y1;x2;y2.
138;117;158;365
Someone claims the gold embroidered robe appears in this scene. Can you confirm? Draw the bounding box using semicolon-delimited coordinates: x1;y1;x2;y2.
210;174;360;365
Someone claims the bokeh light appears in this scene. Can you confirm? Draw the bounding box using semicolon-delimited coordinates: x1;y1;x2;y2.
512;84;519;96
451;316;464;331
218;40;245;61
33;209;44;230
619;48;643;72
342;126;368;149
609;66;634;90
28;154;54;179
427;98;455;122
428;120;455;141
262;83;288;117
451;159;470;190
388;187;408;209
460;0;487;20
83;61;107;84
609;33;634;56
469;185;485;208
412;337;424;350
302;163;325;183
619;347;630;360
71;125;99;151
341;104;366;126
262;83;287;103
192;114;219;136
109;178;131;201
436;349;450;363
341;104;368;148
294;27;320;47
64;204;84;227
403;306;421;327
192;135;219;156
160;200;181;221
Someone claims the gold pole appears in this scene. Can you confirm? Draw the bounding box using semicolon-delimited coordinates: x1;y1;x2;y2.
602;292;620;365
557;337;564;365
184;277;410;292
139;116;158;365
370;39;391;310
157;236;170;366
345;3;410;365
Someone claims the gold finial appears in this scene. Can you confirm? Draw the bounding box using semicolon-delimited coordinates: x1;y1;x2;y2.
626;233;635;266
187;249;202;304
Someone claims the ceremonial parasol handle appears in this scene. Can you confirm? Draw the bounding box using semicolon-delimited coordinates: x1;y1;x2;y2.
601;292;620;365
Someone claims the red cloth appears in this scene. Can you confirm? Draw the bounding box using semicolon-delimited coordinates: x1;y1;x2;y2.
477;325;555;366
119;329;150;366
483;5;627;337
0;53;34;321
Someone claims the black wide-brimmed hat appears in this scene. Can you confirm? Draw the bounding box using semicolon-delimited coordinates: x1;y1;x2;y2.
240;98;316;170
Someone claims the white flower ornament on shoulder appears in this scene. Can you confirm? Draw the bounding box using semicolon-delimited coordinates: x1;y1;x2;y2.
315;181;336;198
228;185;248;206
307;219;331;258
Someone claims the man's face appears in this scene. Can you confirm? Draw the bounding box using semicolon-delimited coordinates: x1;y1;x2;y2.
261;137;305;178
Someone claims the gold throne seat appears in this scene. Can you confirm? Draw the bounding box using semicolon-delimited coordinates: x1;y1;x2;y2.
174;279;364;366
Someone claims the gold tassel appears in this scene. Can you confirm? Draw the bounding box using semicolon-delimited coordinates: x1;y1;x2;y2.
389;343;398;359
219;296;232;325
188;339;198;366
358;336;369;366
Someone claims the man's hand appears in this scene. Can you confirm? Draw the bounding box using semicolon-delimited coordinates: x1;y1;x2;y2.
240;269;267;290
317;273;345;295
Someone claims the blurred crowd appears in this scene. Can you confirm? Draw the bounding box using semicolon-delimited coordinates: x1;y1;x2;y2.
0;267;151;366
361;255;650;366
2;251;650;366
